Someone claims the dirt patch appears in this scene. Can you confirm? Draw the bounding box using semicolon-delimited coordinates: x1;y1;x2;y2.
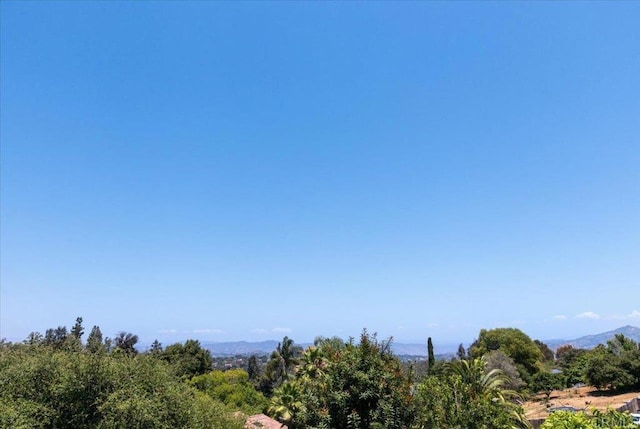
523;387;640;420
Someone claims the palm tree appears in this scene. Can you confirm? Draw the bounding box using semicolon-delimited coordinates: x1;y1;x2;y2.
268;381;304;429
298;346;328;381
445;357;529;429
445;356;510;400
276;336;301;381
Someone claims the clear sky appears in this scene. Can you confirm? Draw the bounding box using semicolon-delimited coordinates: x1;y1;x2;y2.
1;2;639;347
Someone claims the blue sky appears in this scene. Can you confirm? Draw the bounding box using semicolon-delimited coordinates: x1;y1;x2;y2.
1;2;639;346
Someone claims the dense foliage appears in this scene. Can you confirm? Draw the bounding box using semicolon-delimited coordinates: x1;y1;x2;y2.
189;369;268;414
469;327;543;385
413;357;529;429
266;332;414;429
0;346;244;429
3;318;640;429
540;410;636;429
265;331;530;429
550;335;640;392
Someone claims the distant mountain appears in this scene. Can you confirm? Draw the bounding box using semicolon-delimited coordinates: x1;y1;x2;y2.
203;340;459;357
203;340;283;356
161;326;640;357
544;325;640;350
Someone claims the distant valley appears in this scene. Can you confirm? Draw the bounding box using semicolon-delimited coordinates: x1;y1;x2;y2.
199;325;640;357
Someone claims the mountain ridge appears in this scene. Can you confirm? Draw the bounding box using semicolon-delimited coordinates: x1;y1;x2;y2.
200;325;640;356
544;325;640;350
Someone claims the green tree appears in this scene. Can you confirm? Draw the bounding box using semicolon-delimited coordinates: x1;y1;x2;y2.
259;336;302;395
541;411;593;429
323;331;414;429
607;334;638;355
70;317;84;341
584;346;634;390
247;355;261;383
427;337;435;376
85;326;105;354
590;408;637;428
469;327;543;384
414;358;528;429
24;332;43;346
190;369;268;415
555;346;588;387
113;332;138;356
266;331;413;429
149;339;163;355
535;340;555;363
457;343;467;360
268;381;305;429
445;357;515;401
43;326;69;350
278;336;302;378
161;339;212;379
620;348;640;388
0;340;245;429
540;409;636;429
532;371;563;402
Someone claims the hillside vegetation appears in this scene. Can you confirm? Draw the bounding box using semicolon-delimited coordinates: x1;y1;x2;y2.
1;318;639;428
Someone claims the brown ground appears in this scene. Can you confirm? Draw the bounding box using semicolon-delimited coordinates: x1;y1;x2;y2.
523;387;640;420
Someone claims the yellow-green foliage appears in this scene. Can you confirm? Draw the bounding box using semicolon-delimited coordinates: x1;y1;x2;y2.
0;346;245;429
189;369;268;415
541;410;636;429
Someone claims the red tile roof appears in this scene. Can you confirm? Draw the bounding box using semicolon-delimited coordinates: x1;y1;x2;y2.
245;413;287;429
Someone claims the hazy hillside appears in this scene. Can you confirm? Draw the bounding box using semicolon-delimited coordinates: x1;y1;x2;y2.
200;326;640;356
544;325;640;350
203;340;283;356
203;340;458;357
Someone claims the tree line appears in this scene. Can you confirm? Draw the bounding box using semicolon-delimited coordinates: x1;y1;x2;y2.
1;317;639;428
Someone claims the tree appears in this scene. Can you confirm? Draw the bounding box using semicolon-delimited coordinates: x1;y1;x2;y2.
266;331;414;429
607;334;638;356
277;336;302;379
540;411;592;429
584;346;634;391
268;381;305;429
113;332;138;356
298;346;328;381
535;340;555;363
259;336;302;395
485;350;526;391
555;346;588;387
43;326;68;349
414;358;528;429
445;357;513;401
540;409;636;429
427;337;435;376
555;344;574;362
85;326;105;354
322;331;414;429
469;327;543;384
247;355;261;383
149;339;163;355
457;343;467;360
532;371;563;402
24;332;43;346
190;369;268;415
70;317;84;341
161;339;212;379
619;348;640;388
0;345;246;429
